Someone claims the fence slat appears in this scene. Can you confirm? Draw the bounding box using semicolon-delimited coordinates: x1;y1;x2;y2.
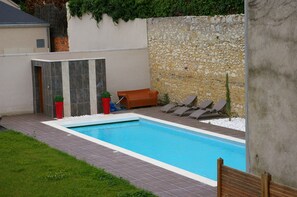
217;158;223;197
261;172;271;197
217;159;297;197
270;182;297;197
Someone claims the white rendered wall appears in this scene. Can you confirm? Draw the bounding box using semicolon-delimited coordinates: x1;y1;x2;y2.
67;14;147;51
0;26;49;54
0;49;150;115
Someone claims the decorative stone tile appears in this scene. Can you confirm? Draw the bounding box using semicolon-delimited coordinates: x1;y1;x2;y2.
95;59;106;113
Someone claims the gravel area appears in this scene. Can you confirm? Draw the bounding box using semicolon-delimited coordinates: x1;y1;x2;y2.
200;118;246;132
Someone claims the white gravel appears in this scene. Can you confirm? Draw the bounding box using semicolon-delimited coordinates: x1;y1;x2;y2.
200;118;246;132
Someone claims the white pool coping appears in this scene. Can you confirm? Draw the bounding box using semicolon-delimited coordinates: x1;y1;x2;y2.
43;113;246;187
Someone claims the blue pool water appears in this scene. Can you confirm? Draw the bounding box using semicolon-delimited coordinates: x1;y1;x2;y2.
69;119;245;181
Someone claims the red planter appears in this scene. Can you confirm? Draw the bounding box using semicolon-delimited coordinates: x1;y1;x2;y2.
102;98;111;114
55;102;64;119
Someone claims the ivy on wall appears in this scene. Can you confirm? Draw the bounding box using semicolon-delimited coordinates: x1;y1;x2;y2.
68;0;244;23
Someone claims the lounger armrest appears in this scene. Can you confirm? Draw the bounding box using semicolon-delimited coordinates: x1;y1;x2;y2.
210;109;217;113
192;106;207;110
205;108;212;112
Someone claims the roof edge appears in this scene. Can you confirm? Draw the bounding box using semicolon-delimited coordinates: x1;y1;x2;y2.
0;23;50;28
0;0;20;9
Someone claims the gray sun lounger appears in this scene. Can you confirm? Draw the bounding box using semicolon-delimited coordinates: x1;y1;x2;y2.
189;99;227;119
160;95;197;113
173;99;213;116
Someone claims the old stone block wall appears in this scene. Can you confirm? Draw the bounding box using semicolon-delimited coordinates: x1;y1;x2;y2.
147;15;245;116
53;37;69;52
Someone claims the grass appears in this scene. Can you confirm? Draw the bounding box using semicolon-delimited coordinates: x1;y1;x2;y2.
0;130;155;197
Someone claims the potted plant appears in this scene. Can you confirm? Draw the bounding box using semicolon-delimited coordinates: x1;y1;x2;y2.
54;95;64;119
101;91;111;114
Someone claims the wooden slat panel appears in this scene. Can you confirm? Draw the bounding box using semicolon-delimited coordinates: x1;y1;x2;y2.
217;158;223;197
222;173;261;190
222;184;261;197
270;182;297;197
222;167;261;188
222;177;261;196
223;166;260;181
222;176;261;195
222;172;261;187
218;159;297;197
261;172;271;197
221;165;261;196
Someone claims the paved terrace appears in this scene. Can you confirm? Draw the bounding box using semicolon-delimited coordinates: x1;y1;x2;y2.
1;107;245;197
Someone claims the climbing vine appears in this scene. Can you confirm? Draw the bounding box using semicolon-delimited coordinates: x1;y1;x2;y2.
68;0;244;23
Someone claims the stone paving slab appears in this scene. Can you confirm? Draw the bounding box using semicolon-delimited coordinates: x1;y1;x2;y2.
1;107;245;196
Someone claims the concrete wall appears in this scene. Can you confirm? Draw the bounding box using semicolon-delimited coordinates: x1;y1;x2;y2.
0;26;49;54
148;15;245;116
247;0;297;188
0;49;150;115
68;14;147;51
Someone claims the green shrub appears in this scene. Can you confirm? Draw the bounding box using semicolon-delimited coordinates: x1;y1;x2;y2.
54;95;64;102
225;73;231;121
68;0;244;23
101;91;111;98
158;93;170;106
163;93;170;105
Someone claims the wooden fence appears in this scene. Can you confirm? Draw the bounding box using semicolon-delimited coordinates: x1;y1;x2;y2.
217;158;297;197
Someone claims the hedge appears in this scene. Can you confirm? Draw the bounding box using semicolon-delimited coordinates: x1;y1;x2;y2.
68;0;244;23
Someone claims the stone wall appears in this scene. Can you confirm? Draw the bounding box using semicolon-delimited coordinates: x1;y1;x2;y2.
147;15;245;116
53;37;69;52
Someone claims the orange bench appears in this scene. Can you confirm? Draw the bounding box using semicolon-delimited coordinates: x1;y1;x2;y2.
117;88;158;109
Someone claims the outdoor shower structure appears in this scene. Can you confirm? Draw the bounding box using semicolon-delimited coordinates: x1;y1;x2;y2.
32;58;106;117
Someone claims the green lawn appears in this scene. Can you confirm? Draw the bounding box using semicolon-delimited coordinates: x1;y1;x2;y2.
0;130;155;197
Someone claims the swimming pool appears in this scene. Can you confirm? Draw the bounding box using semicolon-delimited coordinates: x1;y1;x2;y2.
44;113;245;186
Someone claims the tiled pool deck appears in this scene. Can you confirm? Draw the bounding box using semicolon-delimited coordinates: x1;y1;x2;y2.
1;107;245;197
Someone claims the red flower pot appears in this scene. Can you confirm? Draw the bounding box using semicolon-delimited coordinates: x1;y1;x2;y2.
102;98;111;114
55;102;64;119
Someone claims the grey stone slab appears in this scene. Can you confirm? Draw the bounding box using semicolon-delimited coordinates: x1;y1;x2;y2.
71;103;78;116
83;89;90;103
68;61;76;77
70;89;77;103
81;60;89;75
82;75;89;89
83;102;90;115
52;62;59;76
77;103;85;116
95;60;106;114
